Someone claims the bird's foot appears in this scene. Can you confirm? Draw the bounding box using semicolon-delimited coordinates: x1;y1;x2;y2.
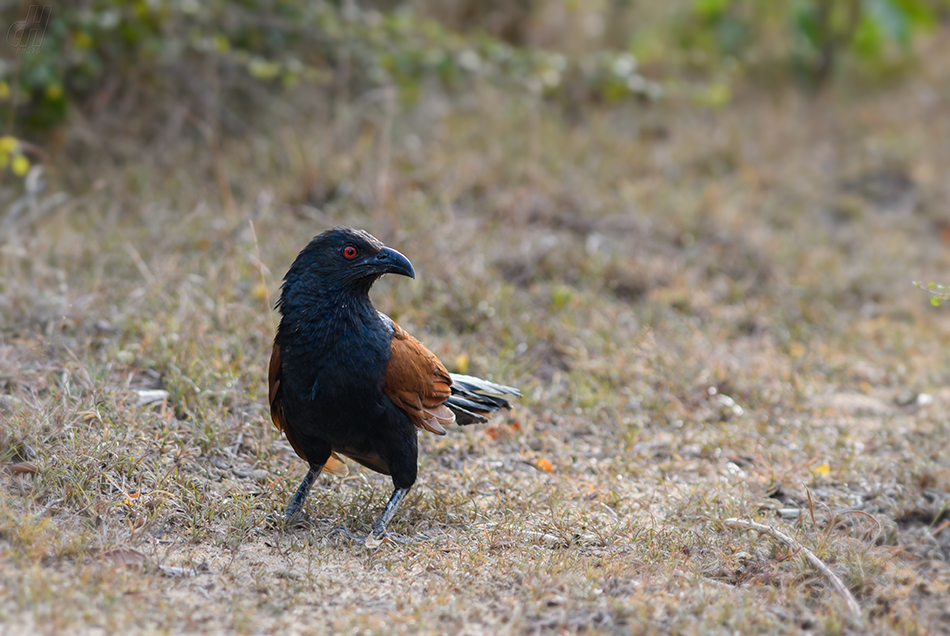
327;526;364;543
366;529;430;547
325;526;405;547
364;531;396;548
265;509;312;528
285;510;313;527
325;524;428;547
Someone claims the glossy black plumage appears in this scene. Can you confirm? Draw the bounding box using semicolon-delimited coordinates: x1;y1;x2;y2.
269;227;519;538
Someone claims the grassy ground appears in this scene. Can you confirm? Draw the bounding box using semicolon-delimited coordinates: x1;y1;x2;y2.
2;44;950;635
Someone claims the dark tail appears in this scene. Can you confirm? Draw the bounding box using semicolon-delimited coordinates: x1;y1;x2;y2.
447;373;521;425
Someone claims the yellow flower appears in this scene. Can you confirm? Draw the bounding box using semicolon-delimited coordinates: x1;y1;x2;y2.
0;135;18;154
11;154;30;177
74;31;93;49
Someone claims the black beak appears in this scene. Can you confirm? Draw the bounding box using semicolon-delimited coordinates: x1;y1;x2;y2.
375;246;415;279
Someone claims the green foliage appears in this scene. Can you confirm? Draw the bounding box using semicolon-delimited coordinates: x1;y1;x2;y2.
0;1;660;136
915;281;950;307
672;0;944;85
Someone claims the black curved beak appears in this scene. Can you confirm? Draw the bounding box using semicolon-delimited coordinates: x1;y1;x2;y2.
375;246;415;279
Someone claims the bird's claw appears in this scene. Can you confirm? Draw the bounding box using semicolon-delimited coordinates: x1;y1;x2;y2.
368;531;427;547
326;526;411;547
328;526;364;543
265;509;312;528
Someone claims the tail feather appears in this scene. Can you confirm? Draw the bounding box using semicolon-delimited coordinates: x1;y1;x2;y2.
446;373;521;425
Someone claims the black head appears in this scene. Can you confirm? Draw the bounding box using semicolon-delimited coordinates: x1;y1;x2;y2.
278;228;414;309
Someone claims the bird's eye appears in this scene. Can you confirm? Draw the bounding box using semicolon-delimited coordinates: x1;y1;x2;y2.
343;245;358;259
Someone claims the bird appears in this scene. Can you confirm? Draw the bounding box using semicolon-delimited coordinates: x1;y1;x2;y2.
268;227;520;538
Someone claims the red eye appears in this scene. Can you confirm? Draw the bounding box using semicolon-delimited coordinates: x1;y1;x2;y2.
343;246;358;259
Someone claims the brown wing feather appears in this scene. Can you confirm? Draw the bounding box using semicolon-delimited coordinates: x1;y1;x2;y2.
323;454;349;477
382;322;456;435
269;343;348;476
269;342;306;461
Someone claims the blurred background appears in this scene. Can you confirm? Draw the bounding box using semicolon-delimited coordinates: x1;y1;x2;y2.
3;0;947;170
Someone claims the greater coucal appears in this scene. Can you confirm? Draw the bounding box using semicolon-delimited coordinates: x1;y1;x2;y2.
269;227;520;538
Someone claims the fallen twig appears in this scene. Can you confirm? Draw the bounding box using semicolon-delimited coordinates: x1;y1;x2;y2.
724;517;862;620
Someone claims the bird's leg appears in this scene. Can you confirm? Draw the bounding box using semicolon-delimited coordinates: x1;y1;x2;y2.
371;487;410;538
284;465;322;521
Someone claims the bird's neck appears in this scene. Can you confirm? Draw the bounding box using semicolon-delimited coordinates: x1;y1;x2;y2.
278;286;383;349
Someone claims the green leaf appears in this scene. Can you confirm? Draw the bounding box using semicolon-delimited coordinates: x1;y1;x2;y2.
248;57;281;80
694;0;731;19
853;11;886;57
931;297;941;307
793;5;821;49
866;0;911;46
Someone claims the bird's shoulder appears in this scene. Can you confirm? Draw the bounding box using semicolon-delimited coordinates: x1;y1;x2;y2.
382;319;455;435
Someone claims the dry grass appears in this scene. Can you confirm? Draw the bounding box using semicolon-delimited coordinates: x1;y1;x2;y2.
2;44;950;635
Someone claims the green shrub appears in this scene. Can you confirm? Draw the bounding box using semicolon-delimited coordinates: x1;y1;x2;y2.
0;0;660;138
669;0;945;85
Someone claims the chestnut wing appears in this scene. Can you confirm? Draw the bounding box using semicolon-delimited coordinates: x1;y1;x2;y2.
382;322;456;435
